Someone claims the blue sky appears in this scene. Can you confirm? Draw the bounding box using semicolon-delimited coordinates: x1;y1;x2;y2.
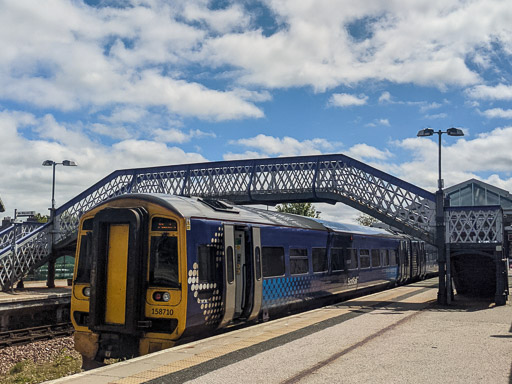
1;0;512;222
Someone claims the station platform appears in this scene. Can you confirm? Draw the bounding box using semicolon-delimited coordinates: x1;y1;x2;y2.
0;280;71;304
0;280;71;331
51;276;512;384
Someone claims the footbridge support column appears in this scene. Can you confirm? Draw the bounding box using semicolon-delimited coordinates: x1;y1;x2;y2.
495;247;509;306
436;190;447;305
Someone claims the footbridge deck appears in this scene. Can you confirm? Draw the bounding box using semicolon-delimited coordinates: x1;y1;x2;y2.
0;154;506;302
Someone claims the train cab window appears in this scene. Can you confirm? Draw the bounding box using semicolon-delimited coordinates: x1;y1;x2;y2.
345;249;358;270
359;249;370;269
312;248;327;273
371;249;381;267
331;248;344;271
262;247;285;277
198;245;216;283
389;250;397;265
75;233;92;283
149;234;179;288
290;248;309;275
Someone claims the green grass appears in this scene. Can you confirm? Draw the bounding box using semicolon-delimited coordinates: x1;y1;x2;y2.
0;350;81;384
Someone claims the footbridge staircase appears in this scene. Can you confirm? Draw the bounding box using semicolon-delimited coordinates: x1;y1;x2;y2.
0;154;507;303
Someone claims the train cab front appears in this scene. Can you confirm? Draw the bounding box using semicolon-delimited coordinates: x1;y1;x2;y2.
70;197;188;368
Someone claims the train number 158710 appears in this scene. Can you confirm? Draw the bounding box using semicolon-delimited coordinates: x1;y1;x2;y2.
151;308;174;316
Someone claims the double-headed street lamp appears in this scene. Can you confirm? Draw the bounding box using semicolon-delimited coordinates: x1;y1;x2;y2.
42;160;77;217
417;127;464;305
42;159;77;288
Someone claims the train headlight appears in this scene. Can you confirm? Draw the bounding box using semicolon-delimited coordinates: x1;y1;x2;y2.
83;287;91;297
162;292;170;302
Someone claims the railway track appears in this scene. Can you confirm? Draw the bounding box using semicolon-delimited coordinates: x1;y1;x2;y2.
0;323;73;348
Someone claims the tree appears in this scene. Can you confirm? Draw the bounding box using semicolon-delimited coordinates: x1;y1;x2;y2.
33;213;49;223
355;213;379;227
275;202;320;218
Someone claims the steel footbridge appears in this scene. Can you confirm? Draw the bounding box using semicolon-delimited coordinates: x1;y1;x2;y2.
0;154;507;303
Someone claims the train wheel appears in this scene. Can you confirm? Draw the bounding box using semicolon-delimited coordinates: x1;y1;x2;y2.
81;356;105;371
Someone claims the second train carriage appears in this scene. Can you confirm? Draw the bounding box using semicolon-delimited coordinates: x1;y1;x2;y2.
70;193;437;366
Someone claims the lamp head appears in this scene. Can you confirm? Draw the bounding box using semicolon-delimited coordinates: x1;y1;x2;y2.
417;128;434;137
446;127;464;137
42;160;54;166
62;160;77;166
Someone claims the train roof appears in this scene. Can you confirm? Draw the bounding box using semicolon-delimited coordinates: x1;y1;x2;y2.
110;194;395;237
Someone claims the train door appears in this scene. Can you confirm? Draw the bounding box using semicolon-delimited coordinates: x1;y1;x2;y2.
88;208;147;337
234;230;246;317
219;225;262;327
411;241;419;279
398;240;409;283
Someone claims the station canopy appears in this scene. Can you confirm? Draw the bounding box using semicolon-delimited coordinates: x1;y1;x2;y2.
445;178;512;210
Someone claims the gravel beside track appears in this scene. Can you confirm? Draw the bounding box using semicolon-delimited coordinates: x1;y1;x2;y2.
0;336;80;375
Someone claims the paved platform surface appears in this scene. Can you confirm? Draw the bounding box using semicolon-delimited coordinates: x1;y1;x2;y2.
0;280;71;304
51;276;512;384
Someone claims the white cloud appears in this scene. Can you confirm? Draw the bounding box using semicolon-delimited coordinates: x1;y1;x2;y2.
226;134;343;158
365;118;390;127
153;128;216;144
329;93;368;107
482;108;512;119
394;126;512;190
196;0;512;90
424;113;448;119
346;143;393;161
467;84;512;100
0;1;266;122
419;102;442;113
378;91;392;103
0;110;207;218
182;1;250;34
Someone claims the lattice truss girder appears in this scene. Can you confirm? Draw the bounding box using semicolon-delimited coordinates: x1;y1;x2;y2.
0;223;43;251
0;226;51;288
314;161;436;230
446;208;503;244
0;154;438;290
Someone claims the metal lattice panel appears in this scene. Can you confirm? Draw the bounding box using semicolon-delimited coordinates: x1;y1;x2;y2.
0;154;439;290
446;206;503;244
0;223;44;252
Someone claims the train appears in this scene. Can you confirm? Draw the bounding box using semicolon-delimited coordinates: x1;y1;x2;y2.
70;193;437;368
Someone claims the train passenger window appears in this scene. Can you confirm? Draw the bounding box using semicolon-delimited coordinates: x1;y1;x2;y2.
75;233;92;283
149;234;179;288
331;248;344;271
262;247;285;277
359;249;370;269
381;250;390;266
389;250;397;265
312;248;327;273
290;248;309;275
198;245;216;283
371;249;381;267
255;247;262;281
345;249;358;269
227;246;234;283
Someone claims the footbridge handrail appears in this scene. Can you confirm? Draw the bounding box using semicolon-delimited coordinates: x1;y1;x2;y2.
0;153;437;290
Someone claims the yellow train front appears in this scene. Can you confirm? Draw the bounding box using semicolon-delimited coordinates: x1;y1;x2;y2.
71;193;264;367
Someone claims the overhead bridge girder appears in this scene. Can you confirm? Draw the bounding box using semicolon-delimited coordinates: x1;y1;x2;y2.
1;153;441;290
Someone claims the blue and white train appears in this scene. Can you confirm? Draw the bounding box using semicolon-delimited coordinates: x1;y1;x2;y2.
71;193;437;367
